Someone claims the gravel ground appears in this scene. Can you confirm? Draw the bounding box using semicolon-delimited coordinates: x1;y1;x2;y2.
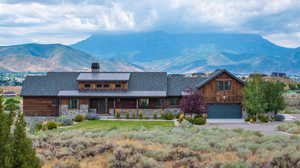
199;122;289;136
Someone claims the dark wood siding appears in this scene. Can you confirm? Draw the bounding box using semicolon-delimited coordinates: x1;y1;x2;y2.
199;72;243;104
23;97;59;116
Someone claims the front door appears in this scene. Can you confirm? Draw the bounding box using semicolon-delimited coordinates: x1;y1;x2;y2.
90;98;107;114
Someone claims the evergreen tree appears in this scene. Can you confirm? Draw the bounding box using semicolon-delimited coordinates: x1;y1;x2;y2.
0;92;13;168
13;112;40;168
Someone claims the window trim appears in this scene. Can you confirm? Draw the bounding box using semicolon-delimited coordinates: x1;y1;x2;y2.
139;98;149;108
216;80;232;91
68;98;79;109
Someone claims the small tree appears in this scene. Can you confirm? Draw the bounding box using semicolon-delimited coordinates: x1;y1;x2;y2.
263;81;285;115
180;89;207;117
0;91;14;168
243;76;268;119
13;112;40;168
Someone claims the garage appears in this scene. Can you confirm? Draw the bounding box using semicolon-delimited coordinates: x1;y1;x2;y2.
207;104;242;119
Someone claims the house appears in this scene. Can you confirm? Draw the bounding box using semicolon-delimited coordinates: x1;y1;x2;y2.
21;63;245;120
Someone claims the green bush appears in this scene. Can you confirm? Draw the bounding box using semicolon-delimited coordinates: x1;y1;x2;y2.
153;113;157;119
161;112;175;120
258;115;269;123
185;117;194;124
73;114;85;122
244;116;251;122
193;116;206;125
34;123;43;131
132;112;136;119
139;112;143;119
126;112;130;119
116;112;121;119
46;121;58;130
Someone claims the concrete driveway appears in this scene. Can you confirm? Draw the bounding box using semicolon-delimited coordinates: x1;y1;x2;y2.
200;121;289;136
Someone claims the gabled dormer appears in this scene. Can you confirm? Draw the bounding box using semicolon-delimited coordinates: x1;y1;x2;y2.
76;63;130;91
77;72;130;91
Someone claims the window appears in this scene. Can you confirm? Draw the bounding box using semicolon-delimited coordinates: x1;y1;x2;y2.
68;98;79;109
217;80;232;90
103;84;109;88
139;98;149;107
156;99;164;106
84;83;91;89
96;84;103;88
224;80;232;90
115;83;121;88
170;98;179;105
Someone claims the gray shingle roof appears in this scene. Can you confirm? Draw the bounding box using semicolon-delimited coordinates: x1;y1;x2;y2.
21;72;168;96
167;74;207;96
21;69;243;97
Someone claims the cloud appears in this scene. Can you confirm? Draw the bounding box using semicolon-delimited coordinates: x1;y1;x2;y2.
0;0;300;47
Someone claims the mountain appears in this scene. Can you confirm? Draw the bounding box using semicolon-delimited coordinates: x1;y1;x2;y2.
72;31;300;74
0;43;144;72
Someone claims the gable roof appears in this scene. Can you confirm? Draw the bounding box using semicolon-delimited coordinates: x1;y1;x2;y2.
21;72;167;97
21;69;243;97
196;69;245;88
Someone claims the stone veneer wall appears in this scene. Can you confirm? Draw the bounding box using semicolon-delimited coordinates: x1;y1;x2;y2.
59;104;89;119
110;108;182;118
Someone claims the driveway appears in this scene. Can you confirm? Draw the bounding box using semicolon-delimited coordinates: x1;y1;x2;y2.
200;121;289;136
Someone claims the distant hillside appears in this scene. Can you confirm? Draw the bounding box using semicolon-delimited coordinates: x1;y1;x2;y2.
0;43;144;72
72;31;300;74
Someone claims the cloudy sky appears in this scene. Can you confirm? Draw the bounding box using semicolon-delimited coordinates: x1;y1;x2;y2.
0;0;300;48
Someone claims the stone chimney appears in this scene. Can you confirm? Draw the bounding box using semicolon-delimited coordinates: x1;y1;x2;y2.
91;63;100;72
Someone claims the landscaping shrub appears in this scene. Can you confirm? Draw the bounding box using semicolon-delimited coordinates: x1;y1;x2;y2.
275;114;285;121
161;113;175;120
116;111;121;119
132;112;136;119
185;117;194;124
85;113;99;120
244;116;251;122
139;112;143;119
73;114;85;122
34;123;43;131
193;116;206;125
126;112;130;119
258;115;269;123
45;121;58;130
153;113;157;119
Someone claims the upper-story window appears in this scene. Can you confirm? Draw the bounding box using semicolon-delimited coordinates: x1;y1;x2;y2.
115;83;121;88
217;80;232;90
96;84;103;88
84;83;91;89
103;84;110;88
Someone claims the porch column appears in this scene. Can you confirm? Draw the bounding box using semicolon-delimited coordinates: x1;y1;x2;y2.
136;98;139;113
113;98;116;115
105;98;108;114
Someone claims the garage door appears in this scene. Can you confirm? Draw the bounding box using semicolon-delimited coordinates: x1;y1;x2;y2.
207;104;242;119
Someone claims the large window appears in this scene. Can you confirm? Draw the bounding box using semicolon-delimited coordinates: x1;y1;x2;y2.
170;98;179;105
68;98;79;109
103;84;110;88
139;98;149;107
217;80;232;90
